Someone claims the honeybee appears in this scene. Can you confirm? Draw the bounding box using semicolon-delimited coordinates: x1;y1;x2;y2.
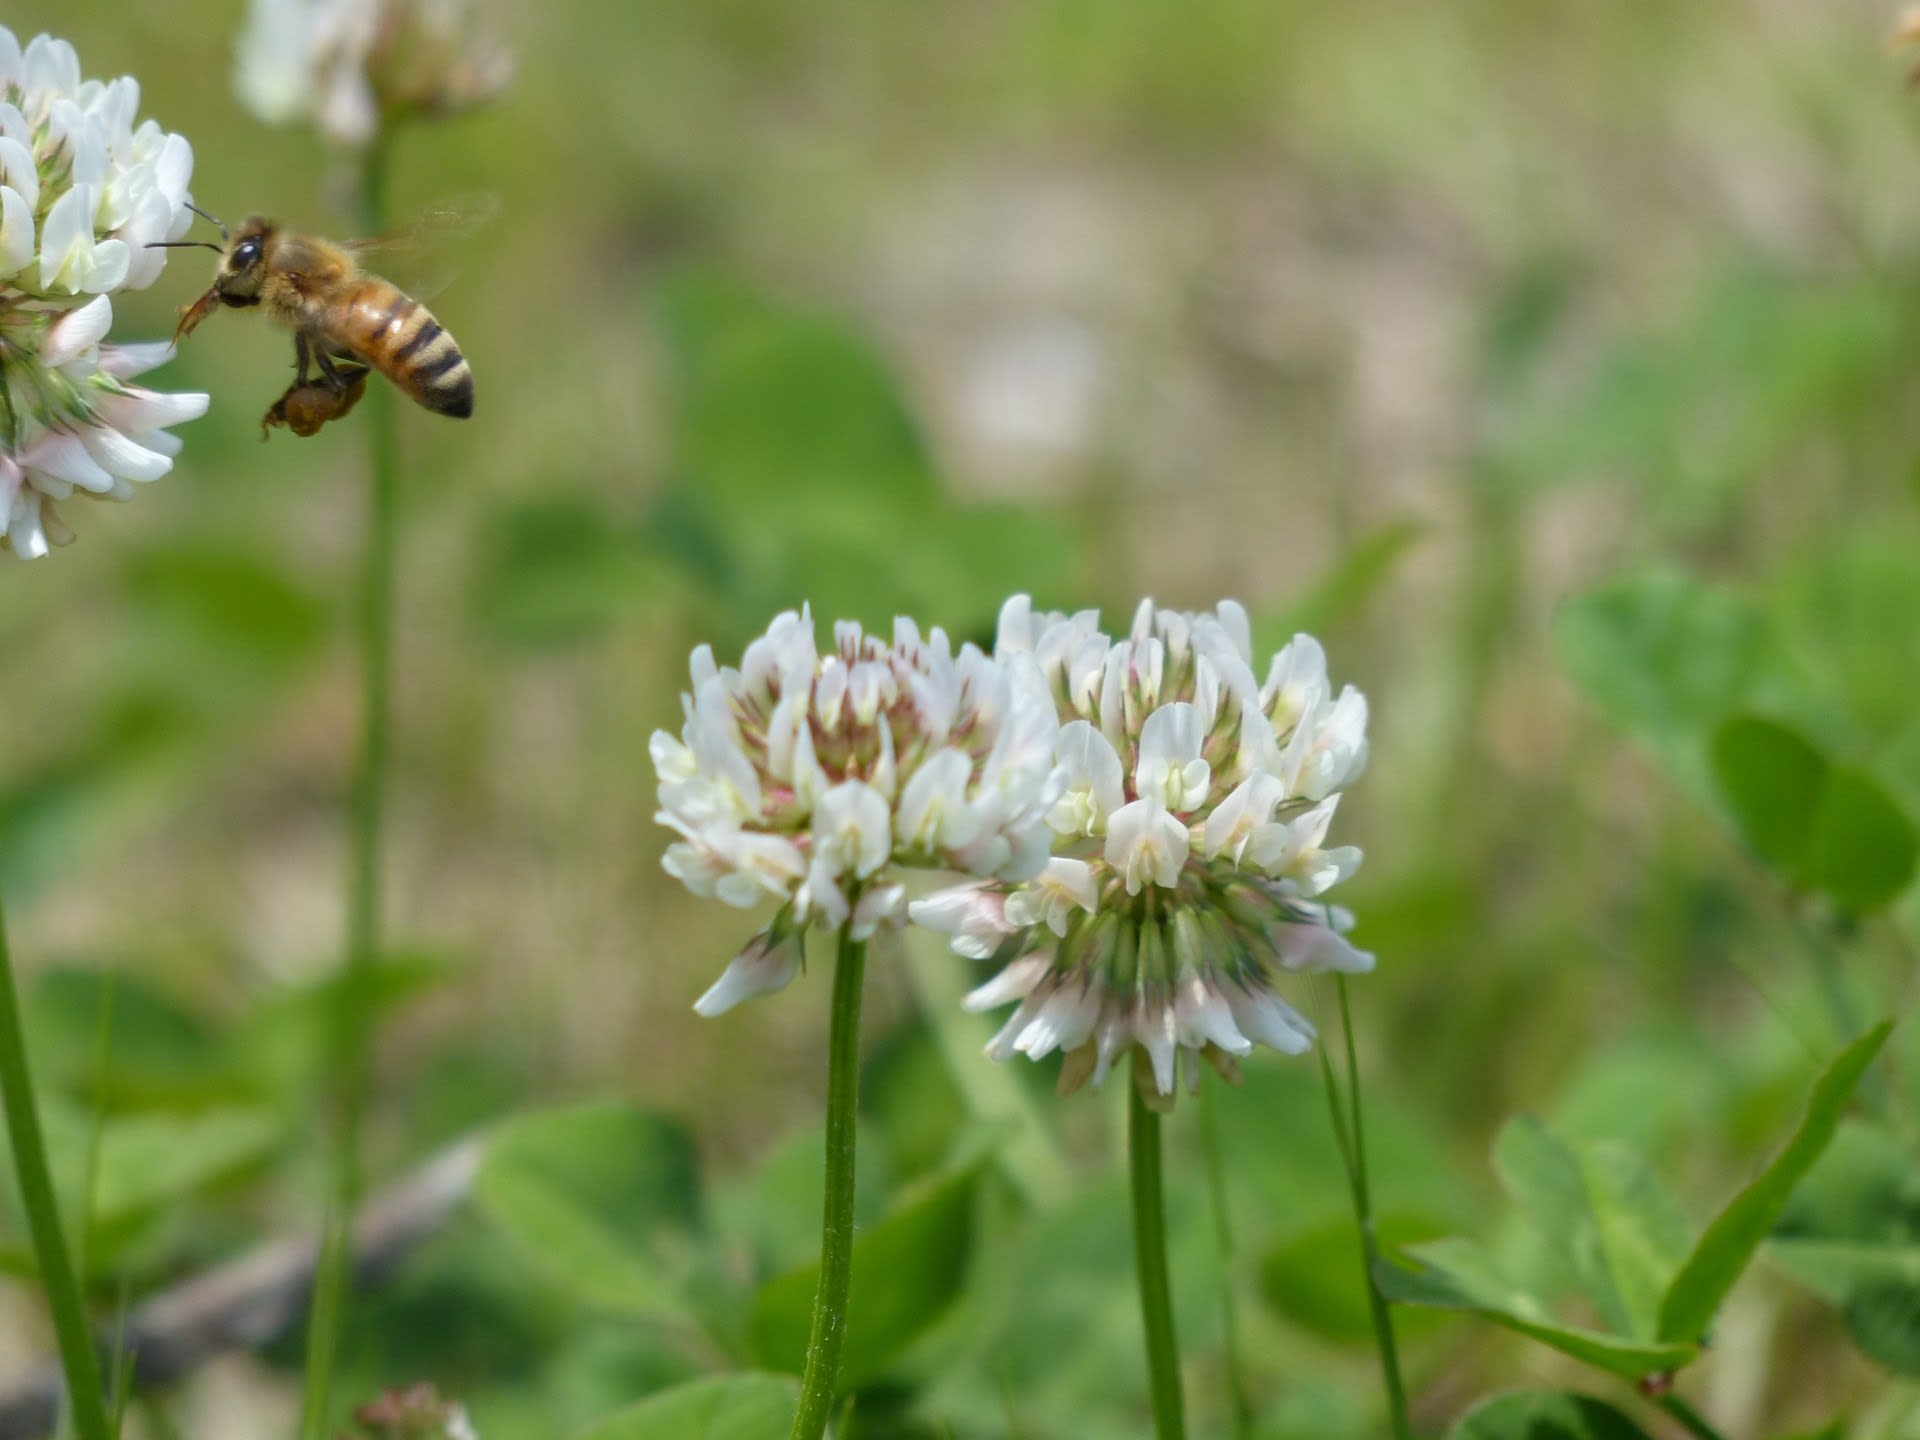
154;202;476;439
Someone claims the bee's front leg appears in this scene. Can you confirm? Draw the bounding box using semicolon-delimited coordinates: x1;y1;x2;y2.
293;333;313;386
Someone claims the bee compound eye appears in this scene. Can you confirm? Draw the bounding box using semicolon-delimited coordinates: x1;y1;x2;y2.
233;239;260;268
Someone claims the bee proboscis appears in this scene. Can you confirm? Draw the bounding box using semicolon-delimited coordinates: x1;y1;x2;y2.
153;202;478;439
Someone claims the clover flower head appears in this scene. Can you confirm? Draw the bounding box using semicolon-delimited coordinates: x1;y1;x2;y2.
236;0;514;147
915;595;1374;1106
653;606;1065;1015
352;1383;478;1440
0;28;208;558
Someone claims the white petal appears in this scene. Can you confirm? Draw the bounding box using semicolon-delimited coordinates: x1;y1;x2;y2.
25;432;114;495
0;184;32;277
42;296;113;367
964;953;1051;1012
693;933;802;1016
0;137;36;210
812;780;892;879
1271;922;1375;974
98;341;178;379
1048;720;1125;837
1135;702;1210;813
896;747;980;854
1104;799;1189;894
1225;987;1315;1054
1175;976;1252;1055
82;424;172;483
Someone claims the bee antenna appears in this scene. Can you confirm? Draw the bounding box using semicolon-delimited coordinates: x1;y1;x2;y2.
145;240;224;251
185;202;229;240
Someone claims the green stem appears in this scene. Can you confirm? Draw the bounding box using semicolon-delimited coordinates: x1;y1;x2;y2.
789;927;868;1440
1128;1084;1187;1440
1326;978;1413;1440
298;129;400;1440
1196;1077;1252;1440
1655;1393;1730;1440
0;881;113;1440
1790;907;1890;1120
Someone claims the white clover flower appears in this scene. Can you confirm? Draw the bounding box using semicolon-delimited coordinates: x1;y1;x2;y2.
653;607;1065;1015
914;596;1374;1106
236;0;513;148
0;28;208;559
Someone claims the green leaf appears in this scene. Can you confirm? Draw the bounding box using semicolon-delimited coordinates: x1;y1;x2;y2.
1555;570;1790;798
0;1106;278;1272
1844;1276;1920;1374
1494;1119;1689;1340
471;493;659;650
90;1108;279;1228
574;1373;800;1440
1770;1238;1920;1305
1259;1213;1447;1343
644;270;1081;651
1711;716;1828;876
1657;1021;1894;1343
750;1163;979;1388
1448;1391;1657;1440
474;1104;703;1318
1376;1240;1698;1379
1711;716;1919;913
1802;766;1920;914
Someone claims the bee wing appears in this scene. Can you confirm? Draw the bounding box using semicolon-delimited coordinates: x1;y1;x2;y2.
343;191;499;299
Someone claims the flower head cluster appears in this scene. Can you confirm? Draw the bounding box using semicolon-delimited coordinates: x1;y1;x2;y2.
352;1383;478;1440
0;28;207;558
915;596;1374;1104
236;0;513;148
652;607;1064;1015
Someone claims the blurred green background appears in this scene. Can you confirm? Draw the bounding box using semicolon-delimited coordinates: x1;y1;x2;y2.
6;1;1920;1436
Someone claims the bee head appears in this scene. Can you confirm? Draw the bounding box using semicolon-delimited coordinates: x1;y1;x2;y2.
212;217;276;307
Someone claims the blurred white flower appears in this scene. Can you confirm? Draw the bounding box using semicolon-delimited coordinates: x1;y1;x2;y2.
654;608;1066;1014
235;0;513;147
0;28;208;559
915;596;1373;1106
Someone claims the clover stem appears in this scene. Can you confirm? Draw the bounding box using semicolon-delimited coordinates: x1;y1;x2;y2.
1129;1081;1187;1440
790;925;869;1440
0;876;114;1440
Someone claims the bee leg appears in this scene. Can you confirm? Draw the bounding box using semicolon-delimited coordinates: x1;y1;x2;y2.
292;333;313;386
312;346;365;394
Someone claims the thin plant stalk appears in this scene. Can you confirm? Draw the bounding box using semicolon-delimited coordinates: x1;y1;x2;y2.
1318;977;1412;1440
1128;1084;1187;1440
0;880;114;1440
298;127;401;1440
1196;1077;1252;1440
790;926;869;1440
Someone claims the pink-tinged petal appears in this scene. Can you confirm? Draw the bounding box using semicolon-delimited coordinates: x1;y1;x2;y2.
693;932;802;1017
1225;987;1315;1054
24;432;114;495
99;341;177;379
850;883;906;940
1270;921;1375;974
1174;976;1252;1056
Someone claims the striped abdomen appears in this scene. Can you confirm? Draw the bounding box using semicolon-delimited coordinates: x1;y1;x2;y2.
332;276;473;418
